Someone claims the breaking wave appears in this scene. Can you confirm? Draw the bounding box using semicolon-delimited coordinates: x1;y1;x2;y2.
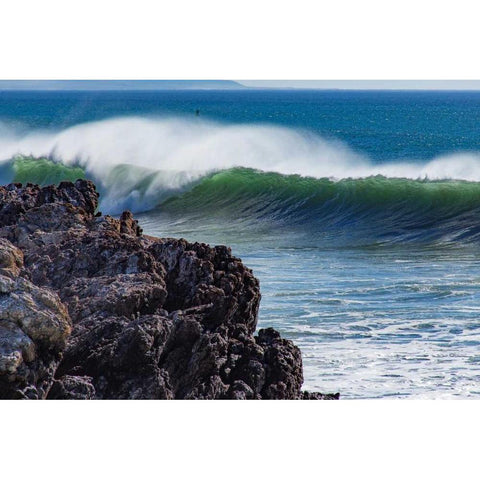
2;116;480;245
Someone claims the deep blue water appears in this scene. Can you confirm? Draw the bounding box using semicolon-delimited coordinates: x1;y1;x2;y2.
2;89;480;160
2;88;480;398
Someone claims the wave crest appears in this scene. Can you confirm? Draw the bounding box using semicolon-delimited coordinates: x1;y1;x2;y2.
2;116;480;242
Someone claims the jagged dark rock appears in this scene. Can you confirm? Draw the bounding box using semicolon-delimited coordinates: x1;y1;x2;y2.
0;180;339;399
48;375;96;400
0;238;71;399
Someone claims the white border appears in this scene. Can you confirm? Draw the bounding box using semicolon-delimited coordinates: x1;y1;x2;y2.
1;1;479;479
1;401;478;479
1;0;479;79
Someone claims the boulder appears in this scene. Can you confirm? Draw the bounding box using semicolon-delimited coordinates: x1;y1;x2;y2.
0;239;71;399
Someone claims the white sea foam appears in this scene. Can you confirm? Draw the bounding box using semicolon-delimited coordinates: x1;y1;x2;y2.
1;116;480;212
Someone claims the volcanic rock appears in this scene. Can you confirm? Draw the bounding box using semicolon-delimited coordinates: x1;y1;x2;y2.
0;238;71;399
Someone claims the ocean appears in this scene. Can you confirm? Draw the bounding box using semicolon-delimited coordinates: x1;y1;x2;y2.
2;88;480;398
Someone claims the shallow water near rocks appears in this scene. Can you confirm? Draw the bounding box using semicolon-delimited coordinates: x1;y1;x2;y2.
138;215;480;399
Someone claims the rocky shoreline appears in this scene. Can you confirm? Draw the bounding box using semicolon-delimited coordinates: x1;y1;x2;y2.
0;180;339;399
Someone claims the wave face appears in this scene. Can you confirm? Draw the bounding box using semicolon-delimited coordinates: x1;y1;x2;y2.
2;117;480;245
157;169;480;246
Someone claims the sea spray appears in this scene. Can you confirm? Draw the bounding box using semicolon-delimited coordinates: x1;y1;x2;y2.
2;116;480;183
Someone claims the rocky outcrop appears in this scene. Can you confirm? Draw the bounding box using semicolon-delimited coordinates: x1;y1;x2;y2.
0;238;71;399
0;180;338;399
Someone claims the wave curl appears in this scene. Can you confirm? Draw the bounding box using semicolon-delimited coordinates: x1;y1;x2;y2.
2;117;480;245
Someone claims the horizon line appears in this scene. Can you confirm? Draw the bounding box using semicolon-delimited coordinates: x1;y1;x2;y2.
1;80;480;91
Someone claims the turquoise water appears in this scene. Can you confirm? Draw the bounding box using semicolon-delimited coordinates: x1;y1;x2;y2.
2;88;480;398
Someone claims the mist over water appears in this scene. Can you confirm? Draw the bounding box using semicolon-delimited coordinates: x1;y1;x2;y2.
3;89;480;398
2;116;480;220
3;116;480;181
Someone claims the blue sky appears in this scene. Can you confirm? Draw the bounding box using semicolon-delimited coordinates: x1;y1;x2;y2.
1;80;480;90
239;80;480;90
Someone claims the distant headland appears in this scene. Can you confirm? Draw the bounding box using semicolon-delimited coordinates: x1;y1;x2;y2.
0;80;248;91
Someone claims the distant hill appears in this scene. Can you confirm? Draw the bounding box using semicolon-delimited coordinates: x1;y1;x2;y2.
0;80;247;90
